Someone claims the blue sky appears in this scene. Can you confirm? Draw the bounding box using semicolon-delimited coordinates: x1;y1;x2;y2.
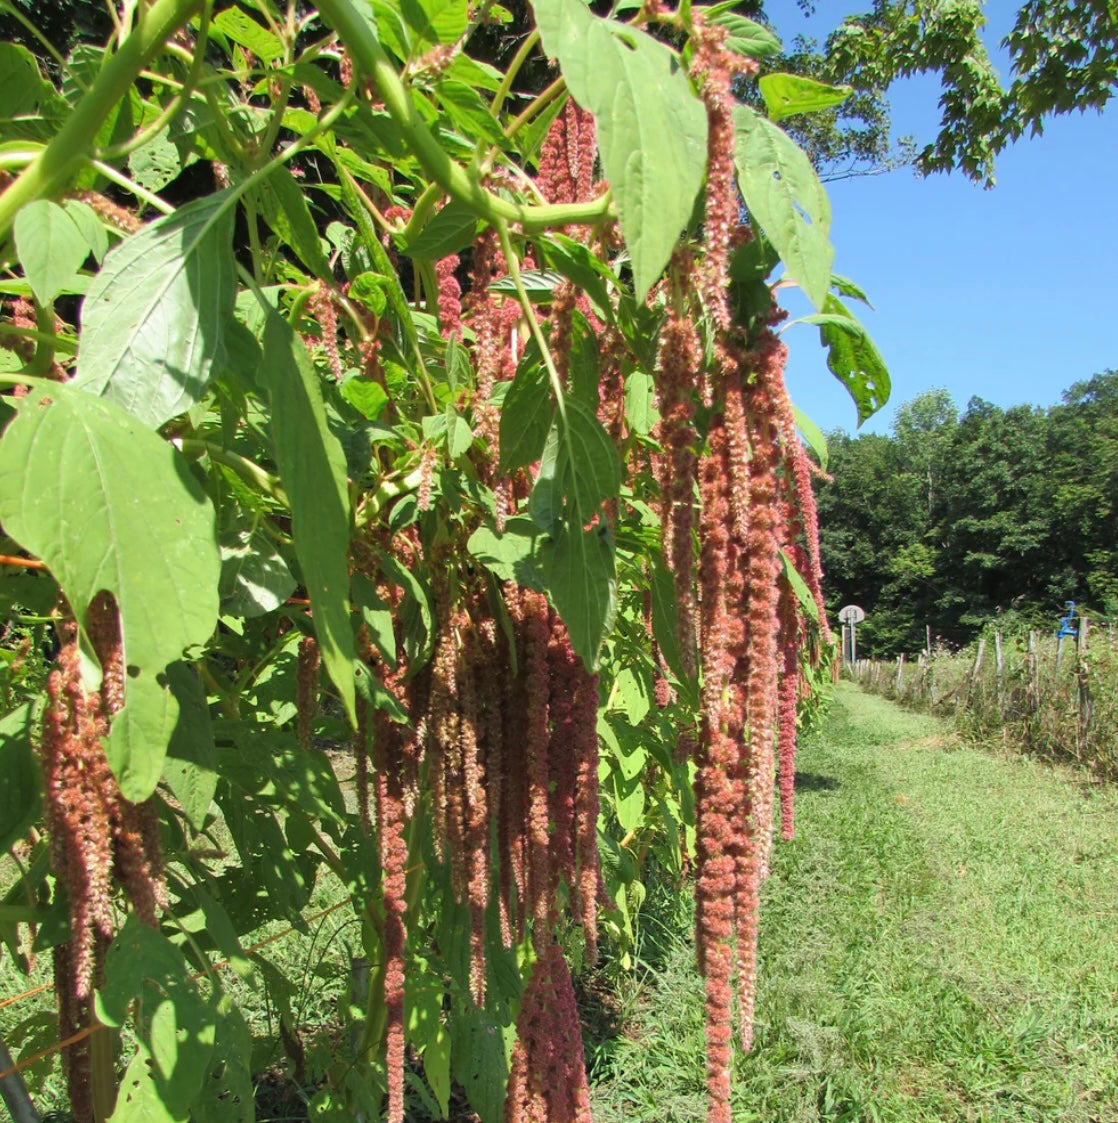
771;1;1117;436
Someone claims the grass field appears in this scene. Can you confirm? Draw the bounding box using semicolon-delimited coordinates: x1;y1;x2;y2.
589;684;1118;1123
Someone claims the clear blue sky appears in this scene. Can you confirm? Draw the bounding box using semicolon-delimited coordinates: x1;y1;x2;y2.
771;1;1117;436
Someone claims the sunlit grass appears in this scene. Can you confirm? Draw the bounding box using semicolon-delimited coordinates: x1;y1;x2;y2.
589;684;1118;1123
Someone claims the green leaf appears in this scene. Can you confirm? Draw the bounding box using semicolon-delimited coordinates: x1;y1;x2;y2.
733;104;833;311
780;547;819;624
128;128;183;193
219;518;297;618
14;200;91;305
467;517;545;588
831;272;873;308
258;311;357;725
540;524;617;670
425;1025;452;1118
98;917;217;1121
499;356;553;473
63;200;109;265
563;398;622;518
613;772;646;832
250;165;333;277
402;199;480;259
649;552;691;690
340;374;389;420
623;371;658;435
450;1004;509;1123
758;73;851;122
162;663;218;831
434;80;506;147
73;192;237;429
806;295;890;425
0;703;38;852
792;403;828;473
0;384;220;801
706;9;782;59
533;0;708;300
403;0;469;51
212;6;284;62
536;234;614;319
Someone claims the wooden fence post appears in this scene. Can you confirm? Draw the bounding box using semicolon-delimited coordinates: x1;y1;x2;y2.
894;653;905;695
1027;630;1039;714
960;637;985;713
994;630;1005;717
1077;617;1092;762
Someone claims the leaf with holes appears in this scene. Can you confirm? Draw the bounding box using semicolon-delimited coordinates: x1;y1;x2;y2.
733;104;833;311
798;295;890;424
758;73;851;122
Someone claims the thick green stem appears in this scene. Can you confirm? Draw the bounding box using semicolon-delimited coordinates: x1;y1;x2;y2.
0;0;204;237
314;0;612;233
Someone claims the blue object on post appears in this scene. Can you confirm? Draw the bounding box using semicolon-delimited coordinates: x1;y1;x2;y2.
1057;601;1078;638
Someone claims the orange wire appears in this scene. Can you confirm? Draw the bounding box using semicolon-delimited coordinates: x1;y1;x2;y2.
0;554;45;570
0;981;53;1009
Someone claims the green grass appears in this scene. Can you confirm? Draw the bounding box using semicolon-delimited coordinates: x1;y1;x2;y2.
589;684;1118;1123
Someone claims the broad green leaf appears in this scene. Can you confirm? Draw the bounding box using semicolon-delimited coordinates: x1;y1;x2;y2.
792;403;828;472
613;772;646;832
540;523;617;669
162;662;218;831
14;200;90;305
623;370;658;435
258;312;357;725
467;518;545;588
0;384;220;801
434;80;506;147
403;0;469;51
499;357;553;472
192;999;253;1123
451;1005;509;1123
219;518;297;618
486;270;565;301
533;0;708;300
536;234;614;319
63;200;109;265
212;6;284;62
563;398;622;518
0;703;38;852
250;165;333;277
341;377;389;420
758;73;851;122
801;294;890;424
402;199;480;259
99;917;217;1122
706;9;782;59
0;42;64;140
425;1025;452;1118
733;104;833;311
73;193;237;429
128;127;182;193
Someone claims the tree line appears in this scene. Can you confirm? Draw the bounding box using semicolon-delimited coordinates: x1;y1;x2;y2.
816;371;1118;657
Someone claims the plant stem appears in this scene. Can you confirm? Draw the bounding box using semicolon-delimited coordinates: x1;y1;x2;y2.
490;29;541;117
314;0;613;233
495;219;567;426
504;76;566;140
0;0;204;238
97;1;214;161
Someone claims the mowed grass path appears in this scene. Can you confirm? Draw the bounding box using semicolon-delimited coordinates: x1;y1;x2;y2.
590;684;1118;1123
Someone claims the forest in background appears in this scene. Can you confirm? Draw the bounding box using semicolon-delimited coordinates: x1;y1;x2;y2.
816;370;1118;657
